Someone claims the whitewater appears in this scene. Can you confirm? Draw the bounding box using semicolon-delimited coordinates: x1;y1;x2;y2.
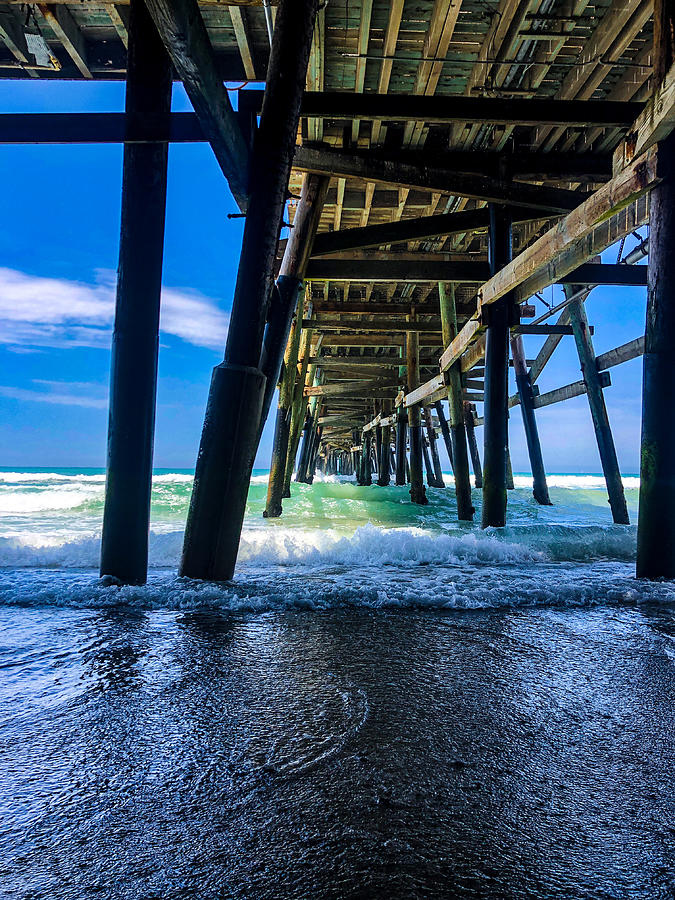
1;466;674;611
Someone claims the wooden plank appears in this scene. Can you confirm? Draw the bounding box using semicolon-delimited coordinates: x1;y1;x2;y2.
596;335;645;370
403;373;445;408
306;5;324;141
228;6;256;81
477;148;658;312
39;4;91;78
440;319;483;372
371;0;404;145
293;146;583;214
143;0;250;211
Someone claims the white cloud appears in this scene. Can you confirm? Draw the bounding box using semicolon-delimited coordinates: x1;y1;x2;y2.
0;266;229;351
0;379;108;408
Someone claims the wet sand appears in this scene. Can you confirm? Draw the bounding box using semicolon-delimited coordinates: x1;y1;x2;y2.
2;603;675;898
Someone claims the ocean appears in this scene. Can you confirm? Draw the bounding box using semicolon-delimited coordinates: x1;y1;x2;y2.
3;469;675;897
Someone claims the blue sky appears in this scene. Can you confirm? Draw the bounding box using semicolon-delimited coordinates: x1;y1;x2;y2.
0;81;648;473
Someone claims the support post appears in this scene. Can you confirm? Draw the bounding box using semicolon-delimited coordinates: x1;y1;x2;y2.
395;406;407;485
100;0;171;585
181;0;320;581
264;306;303;517
564;284;629;525
407;323;428;504
434;401;454;473
482;204;513;528
361;431;373;486
378;401;392;486
465;402;483;487
439;282;472;519
424;406;445;488
511;332;551;504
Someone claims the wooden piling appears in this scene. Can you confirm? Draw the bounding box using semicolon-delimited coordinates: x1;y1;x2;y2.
565;284;629;525
395;406;407;485
378;401;392;486
362;431;373;486
264;307;303;518
438;283;472;518
264;176;328;518
464;403;483;488
424;406;445;487
100;0;171;586
181;0;320;581
407;324;428;504
510;332;551;504
482;205;512;528
434;401;454;473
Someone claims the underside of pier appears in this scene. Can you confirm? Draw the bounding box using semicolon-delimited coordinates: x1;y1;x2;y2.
6;0;673;581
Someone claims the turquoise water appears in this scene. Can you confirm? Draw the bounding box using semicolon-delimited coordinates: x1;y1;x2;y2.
1;466;674;611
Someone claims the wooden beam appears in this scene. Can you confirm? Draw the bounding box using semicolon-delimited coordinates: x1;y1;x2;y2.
143;0;250;211
476;148;658;312
534;373;611;409
306;378;397;397
294;146;584;213
596;335;645;370
39;4;91;78
237;90;644;128
306;258;647;285
310;206;551;256
307;317;441;333
228;6;256;81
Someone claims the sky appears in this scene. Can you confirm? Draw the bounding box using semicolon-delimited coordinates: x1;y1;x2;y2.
0;80;648;474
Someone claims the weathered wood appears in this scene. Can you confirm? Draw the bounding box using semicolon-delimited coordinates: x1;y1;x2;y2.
638;121;675;571
239;90;643;128
477;150;658;311
403;373;444;408
305;377;397;397
565;284;629;525
511;333;551;506
482;205;513;529
264;305;303;519
308;317;442;333
596;335;645;370
614;59;675;173
528;307;571;384
142;0;250;210
259;173;329;441
100;0;171;585
424;406;445;488
407;325;428;505
395;405;407;486
531;373;610;408
464;402;483;488
306;259;647;286
181;0;319;581
294;146;584;214
310;206;548;256
439;282;473;519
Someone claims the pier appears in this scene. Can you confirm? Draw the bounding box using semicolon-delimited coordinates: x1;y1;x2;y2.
2;0;669;582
